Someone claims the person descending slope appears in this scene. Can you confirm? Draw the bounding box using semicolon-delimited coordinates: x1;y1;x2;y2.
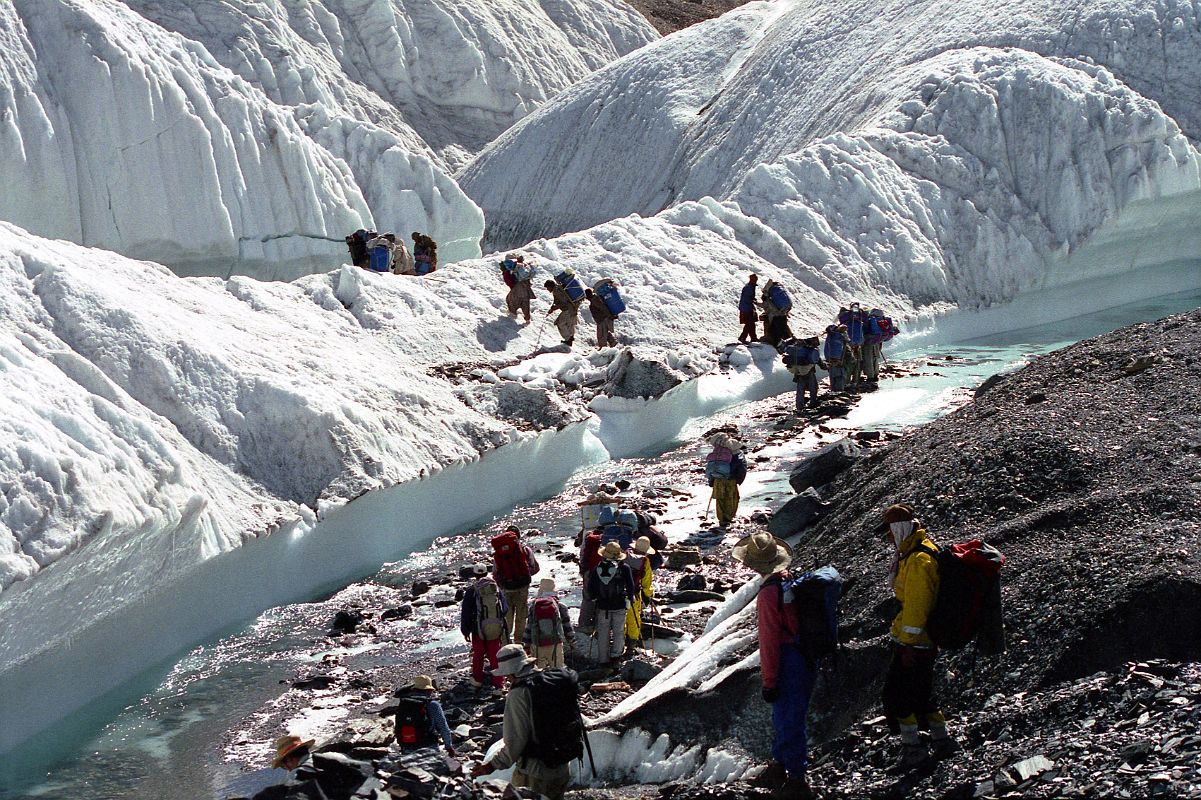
705;432;748;530
411;232;438;275
461;571;510;690
501;253;535;322
823;324;849;393
587;542;636;665
781;336;826;410
760;279;793;347
879;503;961;767
524;578;574;668
491;526;540;644
545;271;583;348
393;675;456;757
585;286;620;348
623;536;656;649
739;273;760;343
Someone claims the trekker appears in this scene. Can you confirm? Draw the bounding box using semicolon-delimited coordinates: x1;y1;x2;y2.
411;232;437;274
501;253;534;322
544;279;581;347
585;288;617;348
838;304;867;391
624;536;656;648
253;735;378;800
491;525;541;642
577;525;604;634
587;542;636;665
879;504;959;767
739;273;760;343
390;234;416;275
344;229;374;269
460;572;509;689
705;432;748;530
760;280;793;347
524;578;574;668
862;308;898;385
781;336;826;410
732;533;817;800
393;675;456;757
823;324;849;393
469;645;582;800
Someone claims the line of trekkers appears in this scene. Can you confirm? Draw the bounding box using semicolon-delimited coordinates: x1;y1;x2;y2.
345;229;439;275
499;254;626;350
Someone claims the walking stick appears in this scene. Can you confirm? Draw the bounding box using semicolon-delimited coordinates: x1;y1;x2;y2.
534;312;550;351
581;716;598;780
703;487;716;522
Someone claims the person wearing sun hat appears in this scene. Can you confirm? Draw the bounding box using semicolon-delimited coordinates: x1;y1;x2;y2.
623;536;656;647
469;644;575;800
523;578;574;668
733;532;816;800
271;734;315;771
879;503;959;768
393;674;456;756
257;734;376;799
586;541;636;664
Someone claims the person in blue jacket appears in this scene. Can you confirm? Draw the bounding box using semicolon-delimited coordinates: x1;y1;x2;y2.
823;324;849;393
738;273;760;343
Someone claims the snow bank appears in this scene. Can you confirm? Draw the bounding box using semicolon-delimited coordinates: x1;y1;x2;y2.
573;728;753;786
0;0;656;279
463;0;1201;249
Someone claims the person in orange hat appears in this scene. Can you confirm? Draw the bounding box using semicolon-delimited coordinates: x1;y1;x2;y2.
271;734;315;772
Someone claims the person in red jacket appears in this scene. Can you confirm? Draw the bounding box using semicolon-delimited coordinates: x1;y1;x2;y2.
733;532;816;800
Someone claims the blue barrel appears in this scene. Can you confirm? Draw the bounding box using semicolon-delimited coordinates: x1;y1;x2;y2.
555;271;585;301
368;245;391;273
595;280;626;315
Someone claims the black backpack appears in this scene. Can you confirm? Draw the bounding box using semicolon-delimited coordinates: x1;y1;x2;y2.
912;540;1006;654
592;561;627;608
394;694;432;748
520;668;584;767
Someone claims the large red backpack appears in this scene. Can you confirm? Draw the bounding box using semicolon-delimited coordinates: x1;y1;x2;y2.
581;531;603;574
532;596;563;646
491;531;532;589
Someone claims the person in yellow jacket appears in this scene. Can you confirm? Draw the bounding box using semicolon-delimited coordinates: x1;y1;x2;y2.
880;503;960;768
624;536;656;647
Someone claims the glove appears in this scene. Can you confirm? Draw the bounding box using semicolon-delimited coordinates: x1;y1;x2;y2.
762;686;779;704
898;645;920;669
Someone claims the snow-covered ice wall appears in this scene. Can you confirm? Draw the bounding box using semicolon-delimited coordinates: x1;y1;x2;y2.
0;0;657;280
462;0;1201;313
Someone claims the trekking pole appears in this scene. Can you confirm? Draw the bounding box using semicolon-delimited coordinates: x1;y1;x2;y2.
534;313;549;351
703;488;716;522
581;716;599;780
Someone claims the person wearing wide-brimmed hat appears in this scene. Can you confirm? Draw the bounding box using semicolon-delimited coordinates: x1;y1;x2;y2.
469;644;574;800
393;674;456;756
879;503;959;768
586;541;636;664
623;536;657;647
733;532;816;800
524;578;574;668
256;734;376;799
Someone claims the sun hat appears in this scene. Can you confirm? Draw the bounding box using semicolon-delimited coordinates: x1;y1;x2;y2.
537;578;556;594
632;536;656;556
598;541;627;561
272;735;315;769
731;532;793;575
411;675;435;691
883;504;916;524
494;643;534;677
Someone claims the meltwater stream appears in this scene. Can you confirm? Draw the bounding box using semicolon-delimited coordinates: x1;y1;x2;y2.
6;288;1200;800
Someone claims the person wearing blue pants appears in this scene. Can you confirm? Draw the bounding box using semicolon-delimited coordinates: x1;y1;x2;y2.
733;532;817;800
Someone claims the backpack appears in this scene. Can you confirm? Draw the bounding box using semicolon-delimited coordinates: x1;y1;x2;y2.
519;668;584;767
491;532;532;590
600;522;634;550
532;596;563;647
513;261;534;282
394;694;432;748
580;530;603;573
369;244;392;273
768;283;792;312
554;269;585;302
596;506;617;527
581;503;613;533
594;279;626;316
824;330;845;362
626;552;649;589
475;578;507;642
347;229;373;264
729;451;748;485
778;566;843;661
705;461;732;482
592;560;627;607
913;540;1006;652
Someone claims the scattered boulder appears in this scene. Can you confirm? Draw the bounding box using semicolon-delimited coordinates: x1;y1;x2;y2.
676;574;707;591
621;659;664;685
381;605;413;621
670;589;725;604
291;675;335;691
766;488;827;536
787;438;863;493
666;546;702;569
330;609;366;635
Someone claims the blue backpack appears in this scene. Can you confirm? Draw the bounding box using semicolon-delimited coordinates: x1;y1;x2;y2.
778;566;843;661
729;451;748;485
555;270;585;302
601;523;634;550
514;261;534;282
768;283;792;312
823;329;845;361
597;506;617;527
595;280;626;315
368;244;391;273
705;461;732;482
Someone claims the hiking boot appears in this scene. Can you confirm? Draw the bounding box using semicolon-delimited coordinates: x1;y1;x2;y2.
468;678;482;688
750;761;787;789
771;776;815;800
930;735;961;759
